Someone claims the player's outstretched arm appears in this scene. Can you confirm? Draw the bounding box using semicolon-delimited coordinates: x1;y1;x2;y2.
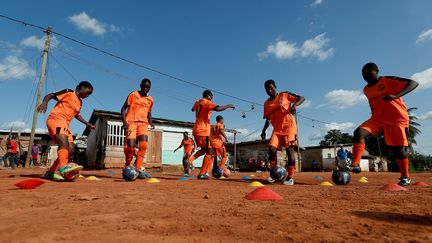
290;95;305;114
383;77;419;101
214;104;235;112
75;114;95;130
261;119;270;140
174;143;183;152
37;93;56;113
148;112;155;129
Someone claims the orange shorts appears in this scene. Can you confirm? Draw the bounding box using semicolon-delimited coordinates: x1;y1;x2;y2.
359;119;408;146
210;139;223;149
268;132;296;150
214;146;227;158
47;119;73;143
126;122;148;140
194;136;211;150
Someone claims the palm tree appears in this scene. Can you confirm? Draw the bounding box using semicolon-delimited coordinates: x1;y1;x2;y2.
407;107;422;154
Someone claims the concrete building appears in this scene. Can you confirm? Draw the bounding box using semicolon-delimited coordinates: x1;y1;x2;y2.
83;110;194;168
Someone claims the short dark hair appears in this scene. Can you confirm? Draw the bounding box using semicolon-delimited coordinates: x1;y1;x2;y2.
264;79;276;88
362;63;379;73
76;81;93;90
203;89;213;98
216;115;223;122
183;131;188;136
141;78;151;86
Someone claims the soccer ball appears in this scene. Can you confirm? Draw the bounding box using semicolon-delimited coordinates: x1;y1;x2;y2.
122;165;139;181
331;170;351;185
222;168;230;178
63;162;81;182
270;165;288;182
211;166;223;178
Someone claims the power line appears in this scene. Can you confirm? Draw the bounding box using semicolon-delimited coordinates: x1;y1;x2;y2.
0;14;262;106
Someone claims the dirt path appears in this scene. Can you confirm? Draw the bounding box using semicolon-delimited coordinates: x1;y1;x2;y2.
0;168;431;242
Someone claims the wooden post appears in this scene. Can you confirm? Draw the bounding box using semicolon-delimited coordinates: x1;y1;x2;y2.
233;131;237;172
25;27;51;168
294;114;302;172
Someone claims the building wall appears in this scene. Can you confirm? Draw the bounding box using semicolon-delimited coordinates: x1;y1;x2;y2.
156;125;193;166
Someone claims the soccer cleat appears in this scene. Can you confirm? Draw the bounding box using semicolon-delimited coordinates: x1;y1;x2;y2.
398;177;411;186
138;170;152;179
266;176;275;183
43;171;64;181
197;173;210;180
348;165;361;174
283;178;294;186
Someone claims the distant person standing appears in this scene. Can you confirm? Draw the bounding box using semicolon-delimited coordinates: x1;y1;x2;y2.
6;136;18;169
312;159;318;172
174;132;196;176
337;145;349;160
31;141;42;167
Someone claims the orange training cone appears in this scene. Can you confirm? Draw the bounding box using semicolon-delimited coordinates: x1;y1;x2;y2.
381;184;407;191
413;182;428;186
15;179;45;189
245;187;283;201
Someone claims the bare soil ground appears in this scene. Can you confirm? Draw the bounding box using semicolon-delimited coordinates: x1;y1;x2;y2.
0;168;431;243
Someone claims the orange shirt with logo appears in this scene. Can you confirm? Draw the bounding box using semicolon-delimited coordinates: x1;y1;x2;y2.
192;98;218;136
211;122;225;148
48;89;82;125
125;91;154;124
264;92;298;135
181;138;194;156
363;76;409;127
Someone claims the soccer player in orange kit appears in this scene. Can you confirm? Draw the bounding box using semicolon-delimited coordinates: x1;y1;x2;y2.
189;90;234;179
38;81;95;180
261;79;305;185
121;78;155;178
174;132;196;176
349;63;418;186
210;115;229;176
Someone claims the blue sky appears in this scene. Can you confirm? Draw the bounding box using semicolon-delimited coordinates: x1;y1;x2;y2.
1;0;432;154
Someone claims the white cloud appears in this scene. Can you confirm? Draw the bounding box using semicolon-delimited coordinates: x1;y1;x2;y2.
416;29;432;43
20;35;60;50
299;100;312;109
1;120;26;130
318;89;367;109
0;54;36;81
411;67;432;90
68;12;120;36
308;122;354;141
258;33;334;61
310;0;324;6
419;111;432;120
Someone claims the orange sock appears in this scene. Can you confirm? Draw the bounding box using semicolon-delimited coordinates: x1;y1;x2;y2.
287;166;295;178
199;154;213;175
220;156;228;169
48;158;59;172
123;146;135;166
135;141;148;170
57;148;69;169
396;158;409;178
189;149;205;166
352;143;365;166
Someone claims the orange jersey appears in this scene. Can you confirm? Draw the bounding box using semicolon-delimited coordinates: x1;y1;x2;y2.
125;91;154;123
363;76;409;127
210;122;225;148
192;98;218;136
263;92;299;135
48;89;82;125
181;138;194;155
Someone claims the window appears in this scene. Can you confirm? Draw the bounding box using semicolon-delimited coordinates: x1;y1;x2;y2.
327;153;332;159
106;120;125;146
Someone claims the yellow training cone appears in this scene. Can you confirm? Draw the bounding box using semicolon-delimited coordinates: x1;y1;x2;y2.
85;176;101;181
220;176;226;179
359;178;368;183
320;181;333;186
248;181;265;187
147;178;160;183
360;176;368;181
78;174;85;178
250;174;255;177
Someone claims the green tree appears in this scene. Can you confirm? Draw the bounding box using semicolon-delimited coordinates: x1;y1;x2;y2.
319;129;354;146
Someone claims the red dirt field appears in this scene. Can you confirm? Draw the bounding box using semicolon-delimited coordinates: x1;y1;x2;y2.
1;168;431;242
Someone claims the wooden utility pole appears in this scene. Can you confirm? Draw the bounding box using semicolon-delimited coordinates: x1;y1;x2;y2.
294;114;302;172
25;27;51;168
